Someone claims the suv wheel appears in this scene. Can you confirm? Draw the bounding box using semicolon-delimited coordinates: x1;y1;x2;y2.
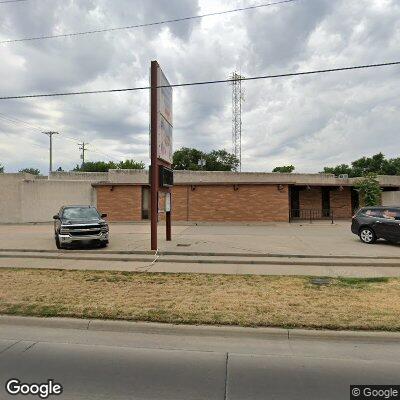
359;227;376;244
55;234;62;249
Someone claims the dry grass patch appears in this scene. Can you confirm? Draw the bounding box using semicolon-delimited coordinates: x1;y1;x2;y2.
0;269;399;331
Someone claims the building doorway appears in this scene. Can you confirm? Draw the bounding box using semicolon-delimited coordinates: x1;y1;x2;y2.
290;186;300;219
321;187;331;217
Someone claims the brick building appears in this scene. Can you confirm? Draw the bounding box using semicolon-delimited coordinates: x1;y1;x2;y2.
0;170;399;224
92;170;400;223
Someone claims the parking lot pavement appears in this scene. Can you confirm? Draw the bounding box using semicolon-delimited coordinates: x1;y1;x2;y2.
1;221;400;257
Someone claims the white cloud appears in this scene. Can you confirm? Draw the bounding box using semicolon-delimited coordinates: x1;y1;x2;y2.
0;0;399;174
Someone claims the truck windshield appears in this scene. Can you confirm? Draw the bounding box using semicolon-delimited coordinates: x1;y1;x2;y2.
62;207;99;220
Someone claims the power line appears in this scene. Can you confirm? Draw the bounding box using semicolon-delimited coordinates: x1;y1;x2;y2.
0;112;45;132
0;111;123;162
0;0;28;4
0;61;399;101
0;0;299;44
87;147;121;162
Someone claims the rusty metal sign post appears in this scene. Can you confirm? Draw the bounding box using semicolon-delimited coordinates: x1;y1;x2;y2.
150;60;173;251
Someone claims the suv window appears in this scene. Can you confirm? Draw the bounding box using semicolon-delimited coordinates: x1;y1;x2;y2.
382;209;400;221
361;208;383;218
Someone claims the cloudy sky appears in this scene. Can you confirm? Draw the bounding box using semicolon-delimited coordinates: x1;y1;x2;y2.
0;0;399;174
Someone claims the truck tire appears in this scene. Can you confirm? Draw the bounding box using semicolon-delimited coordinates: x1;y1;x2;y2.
55;234;62;249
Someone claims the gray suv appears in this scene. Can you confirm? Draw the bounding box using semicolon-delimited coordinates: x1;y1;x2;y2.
351;206;400;244
53;205;109;249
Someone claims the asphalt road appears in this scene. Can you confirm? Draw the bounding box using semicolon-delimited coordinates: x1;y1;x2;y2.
0;318;399;399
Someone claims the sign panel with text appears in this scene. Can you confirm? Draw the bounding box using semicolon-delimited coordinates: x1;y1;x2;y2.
157;67;173;164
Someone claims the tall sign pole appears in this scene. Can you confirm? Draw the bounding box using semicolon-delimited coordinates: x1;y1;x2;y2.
150;61;159;251
150;61;173;251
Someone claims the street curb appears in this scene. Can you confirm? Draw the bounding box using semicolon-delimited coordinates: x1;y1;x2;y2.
288;329;400;341
0;315;90;330
1;248;400;260
1;315;399;342
0;253;399;267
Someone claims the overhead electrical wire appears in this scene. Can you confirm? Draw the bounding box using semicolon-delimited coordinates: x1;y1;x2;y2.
0;0;299;44
0;61;399;101
0;112;44;132
87;147;121;162
0;0;28;4
0;111;122;161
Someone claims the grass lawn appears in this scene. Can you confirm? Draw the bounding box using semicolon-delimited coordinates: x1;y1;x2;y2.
0;268;399;331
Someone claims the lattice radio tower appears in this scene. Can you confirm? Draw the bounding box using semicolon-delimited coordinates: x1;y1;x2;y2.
229;72;245;171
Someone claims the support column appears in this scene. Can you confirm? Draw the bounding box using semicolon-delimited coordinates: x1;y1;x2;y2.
150;61;159;251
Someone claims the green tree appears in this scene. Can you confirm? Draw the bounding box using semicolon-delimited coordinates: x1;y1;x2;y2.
354;174;382;207
73;159;144;172
19;168;41;175
205;150;239;171
173;147;205;170
381;157;400;175
323;164;354;177
117;159;145;170
0;163;3;173
73;161;116;172
173;148;239;171
323;153;400;177
351;152;386;177
272;165;295;173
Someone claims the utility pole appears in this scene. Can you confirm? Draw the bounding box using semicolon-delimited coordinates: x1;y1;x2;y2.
43;131;59;175
78;142;89;168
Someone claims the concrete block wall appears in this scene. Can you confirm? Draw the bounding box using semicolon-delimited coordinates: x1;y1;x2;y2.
20;180;96;222
0;173;96;223
108;169;149;184
49;172;108;181
0;174;26;223
382;191;400;206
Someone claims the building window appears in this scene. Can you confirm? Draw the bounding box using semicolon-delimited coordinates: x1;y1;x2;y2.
142;187;150;220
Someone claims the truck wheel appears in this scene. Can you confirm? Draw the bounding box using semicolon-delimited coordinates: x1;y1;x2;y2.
55;234;62;249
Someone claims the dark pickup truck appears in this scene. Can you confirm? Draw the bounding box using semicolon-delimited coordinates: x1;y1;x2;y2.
53;205;109;249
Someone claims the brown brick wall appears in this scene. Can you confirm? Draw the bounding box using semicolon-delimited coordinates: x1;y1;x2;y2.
95;184;353;222
171;184;289;222
299;188;322;210
330;187;352;218
172;186;189;221
96;185;142;222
